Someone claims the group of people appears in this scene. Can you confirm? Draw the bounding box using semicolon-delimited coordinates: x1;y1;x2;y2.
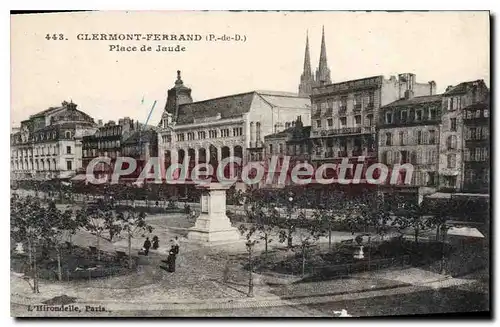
142;236;180;273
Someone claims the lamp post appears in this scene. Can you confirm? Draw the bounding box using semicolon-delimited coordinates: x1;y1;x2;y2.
246;239;256;297
287;194;294;249
440;223;448;275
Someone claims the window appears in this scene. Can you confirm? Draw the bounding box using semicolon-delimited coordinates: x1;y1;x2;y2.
66;146;71;154
340;96;348;111
354;115;361;125
177;133;185;141
469;127;477;140
366;114;374;127
66;160;72;170
233;127;243;136
197;131;206;139
340;117;347;127
279;144;283;154
385;132;392;146
417;131;422;145
209;130;217;138
400;110;408;122
327;118;333;127
367;91;375;106
429;130;436;144
484;109;489;118
429;109;437;120
447;135;457;149
415;110;423;121
354;94;362;109
221;129;230;137
187;132;195;140
268;144;273;154
316;120;322;128
447;154;456;169
450;118;457;131
65;131;71;139
399;131;404;145
385;112;393;124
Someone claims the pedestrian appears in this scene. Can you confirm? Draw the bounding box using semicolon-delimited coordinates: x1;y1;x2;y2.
143;237;151;256
152;235;159;250
166;238;180;272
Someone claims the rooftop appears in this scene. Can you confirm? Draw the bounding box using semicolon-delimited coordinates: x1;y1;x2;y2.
176;91;310;125
382;94;443;108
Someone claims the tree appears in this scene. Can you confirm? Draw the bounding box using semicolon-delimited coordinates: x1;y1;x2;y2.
78;202;115;261
238;222;258;297
391;197;427;244
116;208;153;269
273;189;302;249
313;191;348;250
11;196;51;293
294;212;324;277
238;190;278;261
364;194;392;241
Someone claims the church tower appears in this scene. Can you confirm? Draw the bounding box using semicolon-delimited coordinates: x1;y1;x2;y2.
315;26;331;85
298;32;315;97
164;70;193;122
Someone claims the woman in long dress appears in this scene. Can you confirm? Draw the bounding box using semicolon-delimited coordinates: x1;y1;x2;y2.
166;239;180;272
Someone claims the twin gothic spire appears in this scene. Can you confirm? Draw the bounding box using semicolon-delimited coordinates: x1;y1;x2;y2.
298;26;332;97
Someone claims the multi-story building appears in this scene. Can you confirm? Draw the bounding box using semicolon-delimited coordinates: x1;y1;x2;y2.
10;101;97;180
378;92;442;202
258;116;312;188
81;117;137;180
121;128;158;182
309;73;437;183
157;71;311;186
439;80;489;192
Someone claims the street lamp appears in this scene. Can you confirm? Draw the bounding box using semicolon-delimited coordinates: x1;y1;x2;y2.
246;239;256;297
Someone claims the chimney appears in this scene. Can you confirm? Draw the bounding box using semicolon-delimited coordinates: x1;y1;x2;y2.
404;89;414;100
97;119;103;126
428;81;436;95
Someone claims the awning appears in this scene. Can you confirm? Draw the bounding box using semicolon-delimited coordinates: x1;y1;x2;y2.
447;227;485;238
71;174;88;181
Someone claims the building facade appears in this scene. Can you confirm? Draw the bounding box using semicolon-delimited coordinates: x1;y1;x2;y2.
10;101;97;180
439;80;489;193
378;93;442;201
309;73;436;182
81;117;138;180
157;71;311;183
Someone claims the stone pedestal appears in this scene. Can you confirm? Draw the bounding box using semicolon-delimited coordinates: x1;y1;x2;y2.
187;183;241;245
353;245;365;259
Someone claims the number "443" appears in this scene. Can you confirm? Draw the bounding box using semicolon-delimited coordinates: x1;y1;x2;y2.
45;34;66;40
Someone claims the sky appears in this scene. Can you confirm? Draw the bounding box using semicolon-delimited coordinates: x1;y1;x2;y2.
10;11;490;128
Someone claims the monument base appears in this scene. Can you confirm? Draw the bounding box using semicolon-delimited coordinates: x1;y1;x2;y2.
187;183;242;246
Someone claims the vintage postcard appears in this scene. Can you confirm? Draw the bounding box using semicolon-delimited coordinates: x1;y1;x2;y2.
10;11;490;317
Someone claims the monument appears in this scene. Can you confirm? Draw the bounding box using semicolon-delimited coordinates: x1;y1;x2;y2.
187;183;241;245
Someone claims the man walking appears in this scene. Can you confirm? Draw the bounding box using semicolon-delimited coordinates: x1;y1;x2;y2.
143;237;151;256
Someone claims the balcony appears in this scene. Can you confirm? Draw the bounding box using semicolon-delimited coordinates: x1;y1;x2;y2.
352;149;363;157
353;103;362;112
338;151;348;157
465;138;489;147
365;102;375;111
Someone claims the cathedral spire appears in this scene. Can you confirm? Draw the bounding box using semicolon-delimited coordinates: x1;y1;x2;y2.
298;31;315;97
316;26;331;85
303;31;312;76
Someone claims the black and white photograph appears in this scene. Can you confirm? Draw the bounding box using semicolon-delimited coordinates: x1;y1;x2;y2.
9;10;491;318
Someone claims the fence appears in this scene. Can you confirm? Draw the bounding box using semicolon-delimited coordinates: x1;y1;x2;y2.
307;255;411;279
